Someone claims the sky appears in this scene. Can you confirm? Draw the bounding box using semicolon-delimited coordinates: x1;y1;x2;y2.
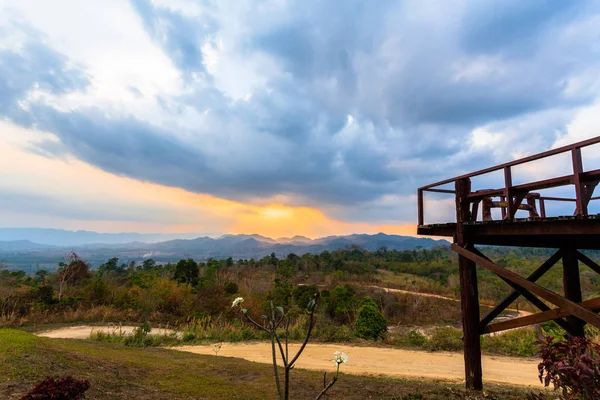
1;0;600;238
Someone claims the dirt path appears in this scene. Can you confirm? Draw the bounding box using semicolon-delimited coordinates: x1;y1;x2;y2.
37;325;175;339
371;285;532;318
174;342;542;387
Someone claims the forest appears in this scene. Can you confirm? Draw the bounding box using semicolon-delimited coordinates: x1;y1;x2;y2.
2;245;599;356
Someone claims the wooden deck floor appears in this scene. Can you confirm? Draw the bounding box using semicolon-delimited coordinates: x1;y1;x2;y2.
418;214;600;249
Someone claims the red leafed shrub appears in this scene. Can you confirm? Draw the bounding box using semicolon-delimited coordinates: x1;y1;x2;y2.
21;376;90;400
535;335;600;400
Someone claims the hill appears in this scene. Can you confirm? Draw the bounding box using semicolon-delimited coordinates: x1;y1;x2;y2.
0;232;449;270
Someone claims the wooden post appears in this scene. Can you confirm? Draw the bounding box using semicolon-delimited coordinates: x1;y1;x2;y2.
418;189;424;226
455;178;483;391
563;245;585;337
572;148;586;216
504;167;514;219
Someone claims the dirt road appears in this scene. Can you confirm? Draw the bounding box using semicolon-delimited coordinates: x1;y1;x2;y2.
37;325;175;339
38;326;541;387
371;285;532;319
173;342;541;387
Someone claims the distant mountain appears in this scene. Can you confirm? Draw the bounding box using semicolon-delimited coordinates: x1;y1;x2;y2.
0;228;218;246
0;231;450;271
0;240;57;251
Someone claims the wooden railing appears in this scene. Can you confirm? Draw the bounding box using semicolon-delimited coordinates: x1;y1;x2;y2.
417;136;600;226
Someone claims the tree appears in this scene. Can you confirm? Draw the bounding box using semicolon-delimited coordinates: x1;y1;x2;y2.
234;293;347;400
97;257;120;276
35;269;49;282
174;258;199;286
141;259;157;270
57;252;90;302
355;296;387;341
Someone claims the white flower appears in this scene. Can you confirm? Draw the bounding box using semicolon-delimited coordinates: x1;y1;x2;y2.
332;351;349;366
232;297;244;308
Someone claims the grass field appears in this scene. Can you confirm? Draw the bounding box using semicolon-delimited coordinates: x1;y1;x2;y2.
0;328;545;399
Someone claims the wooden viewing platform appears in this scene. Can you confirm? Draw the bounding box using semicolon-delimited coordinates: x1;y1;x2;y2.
416;136;600;390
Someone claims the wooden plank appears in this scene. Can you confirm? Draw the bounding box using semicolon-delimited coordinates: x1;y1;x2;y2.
563;246;585;336
512;175;573;193
425;188;456;194
452;244;600;329
484;297;600;334
455;178;482;391
576;250;600;276
471;248;574;335
419;136;600;191
479;250;562;328
469;189;504;199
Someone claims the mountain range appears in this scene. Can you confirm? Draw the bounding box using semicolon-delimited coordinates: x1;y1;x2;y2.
0;229;449;271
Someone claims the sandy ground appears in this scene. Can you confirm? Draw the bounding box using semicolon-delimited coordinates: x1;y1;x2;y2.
173;342;542;387
37;325;176;339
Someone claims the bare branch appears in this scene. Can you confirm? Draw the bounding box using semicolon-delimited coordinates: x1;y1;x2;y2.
315;376;337;400
288;309;315;368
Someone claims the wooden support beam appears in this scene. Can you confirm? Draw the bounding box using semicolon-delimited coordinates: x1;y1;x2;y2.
471;248;574;335
471;200;480;222
512;192;527;218
452;244;600;329
480;250;562;328
576;251;600;275
418;189;424;226
455;178;482;391
504;167;514;219
482;197;493;221
563;246;585;336
539;198;546;218
483;297;600;334
526;195;539;218
573;148;586;216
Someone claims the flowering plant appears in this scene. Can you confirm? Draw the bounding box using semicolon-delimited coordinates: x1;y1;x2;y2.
231;297;244;308
332;351;349;366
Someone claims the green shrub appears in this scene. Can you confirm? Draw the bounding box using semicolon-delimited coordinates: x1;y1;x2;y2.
481;328;537;357
426;327;463;351
355;296;387;341
316;324;354;342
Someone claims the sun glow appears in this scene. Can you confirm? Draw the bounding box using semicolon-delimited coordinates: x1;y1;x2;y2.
0;121;418;239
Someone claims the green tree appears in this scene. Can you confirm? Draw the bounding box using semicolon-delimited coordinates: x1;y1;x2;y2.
174;258;199;286
355;296;387;341
141;258;156;270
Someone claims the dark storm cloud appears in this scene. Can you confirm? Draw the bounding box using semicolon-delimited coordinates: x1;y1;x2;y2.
2;1;600;223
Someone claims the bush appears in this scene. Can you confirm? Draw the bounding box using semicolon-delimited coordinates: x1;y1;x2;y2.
481;328;538;357
426;327;463;352
316;324;354;342
224;282;239;295
21;376;90;400
536;335;600;399
355;296;387;340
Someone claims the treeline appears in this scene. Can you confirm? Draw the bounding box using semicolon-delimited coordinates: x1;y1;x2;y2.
1;245;598;333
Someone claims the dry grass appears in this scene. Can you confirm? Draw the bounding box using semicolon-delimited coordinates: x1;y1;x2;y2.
0;328;541;400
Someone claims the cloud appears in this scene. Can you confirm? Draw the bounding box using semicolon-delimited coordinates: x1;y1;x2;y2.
1;0;600;227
